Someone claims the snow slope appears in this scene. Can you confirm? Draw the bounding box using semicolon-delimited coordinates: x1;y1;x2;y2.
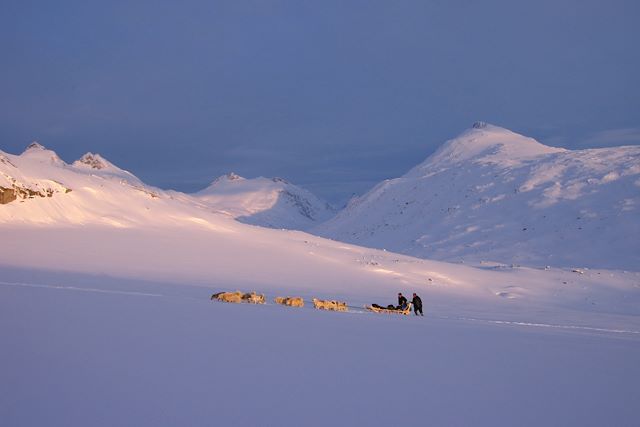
315;123;640;270
1;138;639;426
0;140;638;328
194;173;335;230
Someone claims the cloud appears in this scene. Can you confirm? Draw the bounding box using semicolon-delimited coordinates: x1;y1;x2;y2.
578;128;640;148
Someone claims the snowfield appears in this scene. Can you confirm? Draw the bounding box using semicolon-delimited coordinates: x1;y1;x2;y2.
1;129;639;426
2;275;639;427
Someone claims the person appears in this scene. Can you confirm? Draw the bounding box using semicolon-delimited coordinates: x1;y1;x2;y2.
397;292;408;310
412;293;423;316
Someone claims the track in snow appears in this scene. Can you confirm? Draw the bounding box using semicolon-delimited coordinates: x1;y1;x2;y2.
2;280;638;337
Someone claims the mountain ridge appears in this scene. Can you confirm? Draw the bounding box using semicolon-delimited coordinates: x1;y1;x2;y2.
0;143;334;230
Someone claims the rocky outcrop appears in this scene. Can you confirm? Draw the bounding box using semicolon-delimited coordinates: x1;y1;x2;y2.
0;184;71;205
76;153;109;170
25;141;46;151
0;187;17;204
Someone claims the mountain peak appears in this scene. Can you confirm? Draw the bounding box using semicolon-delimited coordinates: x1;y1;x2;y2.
446;124;560;161
71;152;141;183
212;172;245;185
24;141;46;152
20;141;64;164
226;172;244;181
466;121;511;134
74;153;112;170
404;124;565;178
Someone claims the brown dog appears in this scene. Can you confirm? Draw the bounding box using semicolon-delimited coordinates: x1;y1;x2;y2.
312;298;348;312
211;291;265;304
274;296;305;307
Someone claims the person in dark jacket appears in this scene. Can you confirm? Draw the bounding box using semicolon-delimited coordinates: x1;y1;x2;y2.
412;293;423;316
397;292;408;310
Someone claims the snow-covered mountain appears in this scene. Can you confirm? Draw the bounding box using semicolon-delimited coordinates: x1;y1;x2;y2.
194;173;335;230
0;144;333;230
315;122;640;270
0;143;207;227
1;142;73;204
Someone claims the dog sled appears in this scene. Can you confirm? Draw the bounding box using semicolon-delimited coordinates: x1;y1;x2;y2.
365;302;413;315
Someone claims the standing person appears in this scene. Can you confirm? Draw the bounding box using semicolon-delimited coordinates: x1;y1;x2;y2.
397;292;408;310
412;293;423;316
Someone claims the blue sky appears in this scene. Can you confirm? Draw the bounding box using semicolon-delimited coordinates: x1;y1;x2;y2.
1;0;639;204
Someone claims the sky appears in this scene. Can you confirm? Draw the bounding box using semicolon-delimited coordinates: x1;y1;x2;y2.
1;0;639;205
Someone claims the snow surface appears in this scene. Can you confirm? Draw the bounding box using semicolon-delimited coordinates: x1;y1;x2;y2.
2;276;639;427
1;134;639;426
1;223;639;426
315;123;640;270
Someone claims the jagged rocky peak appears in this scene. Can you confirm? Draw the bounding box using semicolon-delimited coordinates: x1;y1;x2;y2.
226;172;243;181
213;172;245;183
457;121;511;136
466;121;507;134
76;153;110;170
73;154;139;181
271;177;289;184
25;141;46;151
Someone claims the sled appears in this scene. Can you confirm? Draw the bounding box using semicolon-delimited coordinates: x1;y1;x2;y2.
365;302;412;316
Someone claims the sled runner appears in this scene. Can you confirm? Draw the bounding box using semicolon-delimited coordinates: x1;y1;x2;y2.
365;302;413;315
